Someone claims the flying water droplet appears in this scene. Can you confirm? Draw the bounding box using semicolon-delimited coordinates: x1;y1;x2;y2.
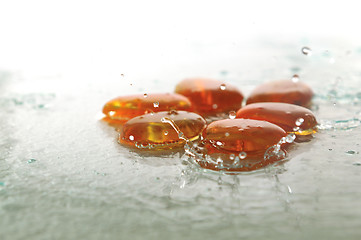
220;84;226;90
143;93;148;98
229;111;236;119
291;74;300;83
129;135;134;141
164;131;168;136
153;102;159;108
301;47;312;56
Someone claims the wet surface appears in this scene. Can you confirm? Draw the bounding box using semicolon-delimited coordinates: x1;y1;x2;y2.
1;38;361;240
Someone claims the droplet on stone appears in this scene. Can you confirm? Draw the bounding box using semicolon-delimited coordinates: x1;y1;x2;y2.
229;111;236;119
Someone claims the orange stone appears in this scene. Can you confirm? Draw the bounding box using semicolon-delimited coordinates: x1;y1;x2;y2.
119;111;206;150
246;79;313;107
193;119;288;172
236;102;317;135
102;93;192;122
203;119;287;153
174;78;244;116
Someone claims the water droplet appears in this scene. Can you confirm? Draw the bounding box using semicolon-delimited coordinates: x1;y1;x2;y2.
239;152;247;159
220;84;226;90
164;131;168;136
216;141;223;146
217;176;223;184
293;126;300;132
295;118;304;126
287;185;292;194
229;111;236;119
27;159;36;163
143;93;148;98
212;104;218;109
153;102;159;108
346;150;357;155
229;154;235;160
225;132;230;137
301;46;312;56
285;133;296;143
291;74;300;83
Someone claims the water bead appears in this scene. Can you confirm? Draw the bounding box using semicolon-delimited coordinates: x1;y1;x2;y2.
301;46;312;56
119;111;206;150
246;79;313;107
175;78;244;116
203;119;287;153
103;93;192;122
236;102;317;135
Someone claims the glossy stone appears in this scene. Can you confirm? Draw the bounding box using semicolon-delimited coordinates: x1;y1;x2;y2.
246;80;313;107
103;93;192;121
174;78;244;116
119;111;206;150
203;119;287;153
236;102;317;135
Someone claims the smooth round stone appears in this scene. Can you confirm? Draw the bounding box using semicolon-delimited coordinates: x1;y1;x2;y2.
174;78;244;116
203;119;287;153
236;102;317;134
246;79;313;107
119;111;206;150
102;93;192;122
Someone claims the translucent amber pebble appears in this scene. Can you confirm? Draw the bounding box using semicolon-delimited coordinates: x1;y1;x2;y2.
236;102;317;135
103;93;192;121
119;111;206;150
203;119;287;153
194;119;288;172
246;80;313;107
174;78;244;116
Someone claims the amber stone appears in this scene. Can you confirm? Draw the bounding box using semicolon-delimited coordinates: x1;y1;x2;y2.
102;93;192;121
119;111;206;150
203;119;287;153
194;118;288;172
174;78;244;116
236;102;317;135
246;80;313;107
